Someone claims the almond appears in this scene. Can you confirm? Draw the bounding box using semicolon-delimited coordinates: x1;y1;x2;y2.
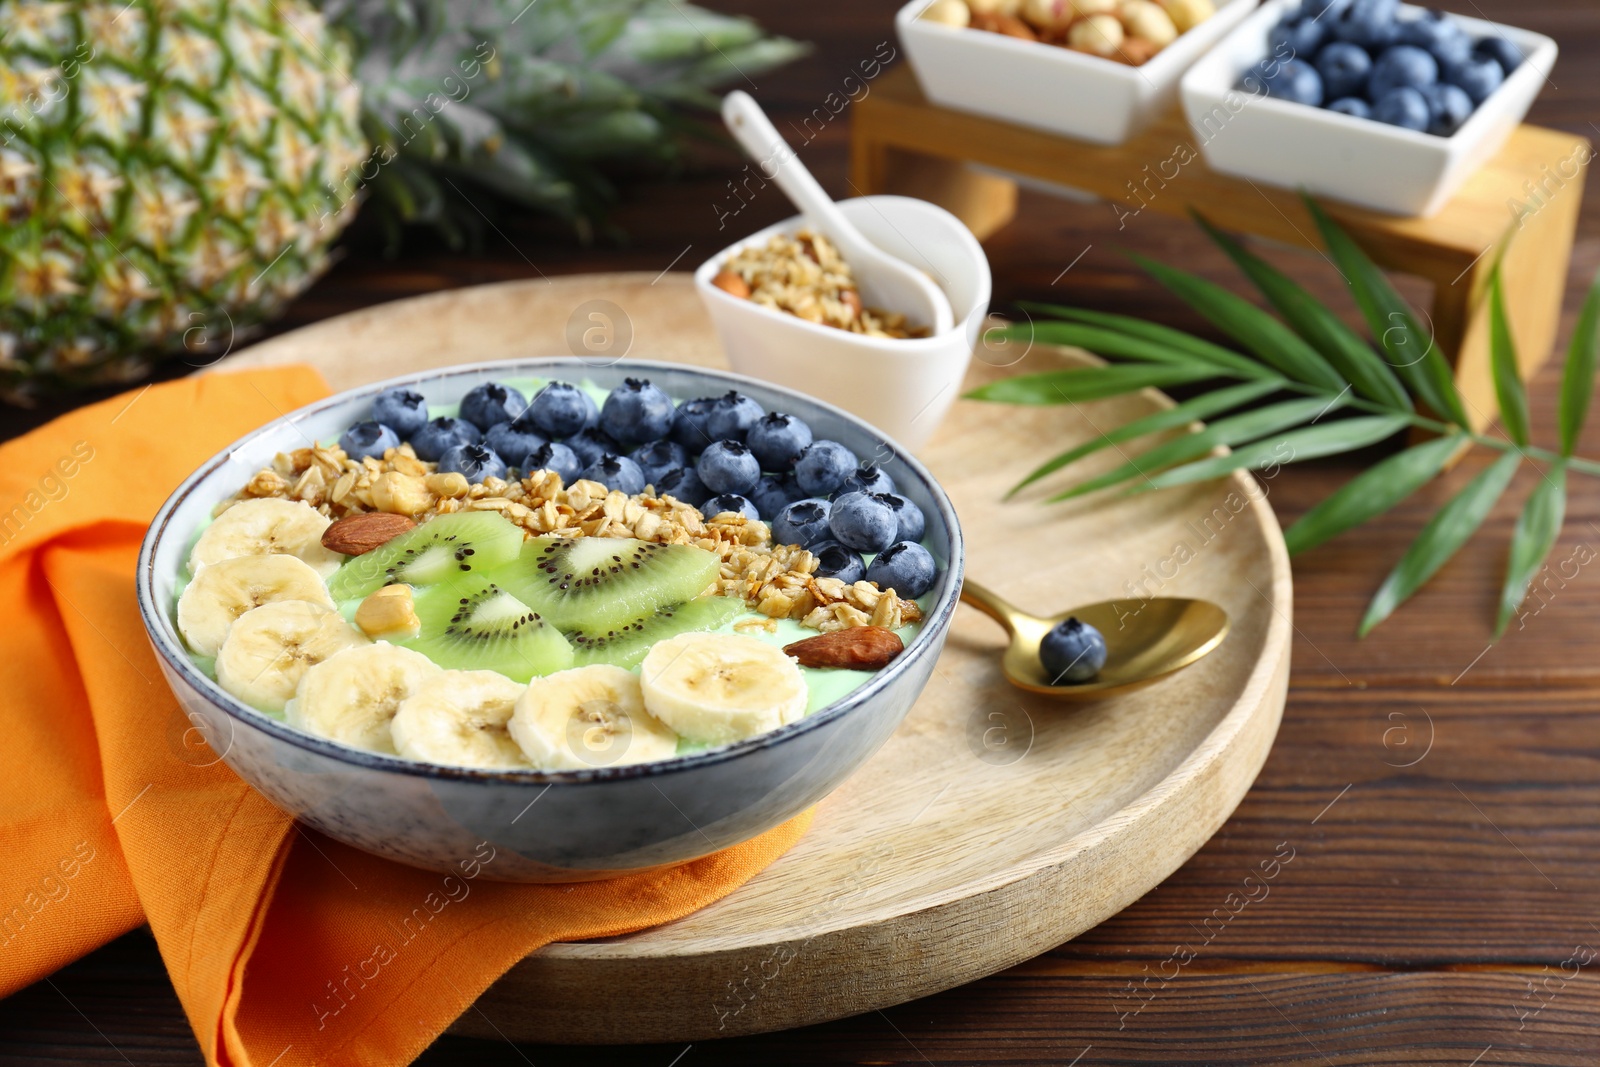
711;269;751;299
783;626;904;671
322;511;415;556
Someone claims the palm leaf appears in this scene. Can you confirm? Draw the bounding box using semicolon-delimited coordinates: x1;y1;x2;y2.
1496;466;1567;636
964;364;1216;405
1006;380;1282;498
1193;213;1412;410
1014;303;1267;378
1302;194;1470;427
1131;254;1347;392
1049;394;1344;501
983;322;1250;371
1359;452;1521;635
1140;415;1409;491
1488;267;1530;447
1558;267;1600;455
1283;433;1465;555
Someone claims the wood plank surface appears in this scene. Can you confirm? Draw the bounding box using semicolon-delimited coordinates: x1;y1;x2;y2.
3;0;1600;1062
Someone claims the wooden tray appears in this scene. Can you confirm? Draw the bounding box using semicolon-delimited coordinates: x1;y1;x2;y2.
228;273;1292;1044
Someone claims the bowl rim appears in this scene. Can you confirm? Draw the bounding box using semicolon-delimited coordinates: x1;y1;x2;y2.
893;0;1262;86
1179;0;1560;150
691;194;992;355
135;357;966;785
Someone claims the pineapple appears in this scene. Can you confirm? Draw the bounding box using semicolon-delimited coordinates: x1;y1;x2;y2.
0;0;367;400
0;0;803;401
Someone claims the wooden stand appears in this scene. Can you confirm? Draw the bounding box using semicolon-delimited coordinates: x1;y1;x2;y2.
852;67;1590;432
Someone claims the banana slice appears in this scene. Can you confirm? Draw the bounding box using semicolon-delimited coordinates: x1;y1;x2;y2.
286;642;441;755
177;554;335;656
215;600;368;713
190;497;343;577
391;670;530;768
510;664;679;770
639;632;807;746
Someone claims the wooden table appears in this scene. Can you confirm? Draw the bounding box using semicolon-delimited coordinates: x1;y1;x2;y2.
4;0;1600;1062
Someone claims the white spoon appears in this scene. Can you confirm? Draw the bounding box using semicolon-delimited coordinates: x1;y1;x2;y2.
721;90;955;337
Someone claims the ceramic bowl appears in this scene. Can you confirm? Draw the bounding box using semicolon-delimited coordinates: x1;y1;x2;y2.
894;0;1260;146
135;359;964;883
693;194;990;453
1179;0;1558;216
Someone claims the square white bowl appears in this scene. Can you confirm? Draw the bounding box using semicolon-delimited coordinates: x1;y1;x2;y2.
1179;0;1557;216
895;0;1261;146
694;195;991;452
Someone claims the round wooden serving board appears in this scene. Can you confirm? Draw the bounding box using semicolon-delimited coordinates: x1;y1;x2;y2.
228;273;1292;1044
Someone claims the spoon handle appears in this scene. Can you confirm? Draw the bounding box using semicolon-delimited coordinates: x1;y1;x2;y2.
958;579;1024;637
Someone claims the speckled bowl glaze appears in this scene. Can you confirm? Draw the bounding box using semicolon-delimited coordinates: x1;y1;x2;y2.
136;359;963;882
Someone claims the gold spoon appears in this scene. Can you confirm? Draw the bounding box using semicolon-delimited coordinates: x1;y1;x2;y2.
959;580;1229;699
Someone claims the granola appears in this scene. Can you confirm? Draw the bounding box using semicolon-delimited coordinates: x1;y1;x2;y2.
227;443;923;633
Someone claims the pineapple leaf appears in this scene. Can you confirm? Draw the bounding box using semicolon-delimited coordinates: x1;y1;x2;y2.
1005;380;1282;498
1283;434;1465;556
1360;452;1521;636
1496;466;1567;637
1558;267;1600;455
1488;266;1530;448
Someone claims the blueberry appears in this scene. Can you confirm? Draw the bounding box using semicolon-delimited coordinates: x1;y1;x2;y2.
748;474;802;519
437;442;507;485
828;491;898;554
865;541;937;600
1271;59;1325;105
1315;42;1373;100
520;441;582;483
1444;54;1504;105
704;391;764;442
669;396;719;451
370;387;428;439
794;440;859;497
1368;45;1438;101
459;381;527;431
631;439;689;486
1421;82;1474;136
697;440;762;496
702;493;759;520
772;499;833;547
1298;0;1350;17
745;411;814;472
1475;35;1522;74
1397;10;1470;66
656;466;712;507
880;493;926;544
1328;96;1373;119
412;416;481;462
810;540;866;584
483;422;547;465
579;454;647;495
1331;0;1401;49
599;378;675;448
522;381;598;439
1372;85;1430;130
838;463;895;497
339;420;400;461
1039;617;1108;685
1268;17;1327;60
565;426;621;469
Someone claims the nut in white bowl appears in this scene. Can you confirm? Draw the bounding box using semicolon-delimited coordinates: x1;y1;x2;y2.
694;195;991;453
1178;0;1558;217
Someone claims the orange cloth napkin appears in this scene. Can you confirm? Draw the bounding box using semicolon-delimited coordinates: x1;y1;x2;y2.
0;367;811;1066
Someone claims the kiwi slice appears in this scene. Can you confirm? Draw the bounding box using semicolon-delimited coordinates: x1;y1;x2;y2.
400;576;573;682
567;596;747;669
328;511;524;602
489;536;721;633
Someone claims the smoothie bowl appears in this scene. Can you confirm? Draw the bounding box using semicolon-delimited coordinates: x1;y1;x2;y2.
136;359;962;882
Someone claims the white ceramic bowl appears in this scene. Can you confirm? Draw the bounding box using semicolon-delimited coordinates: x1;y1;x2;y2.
1180;0;1557;216
895;0;1261;146
694;194;990;453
